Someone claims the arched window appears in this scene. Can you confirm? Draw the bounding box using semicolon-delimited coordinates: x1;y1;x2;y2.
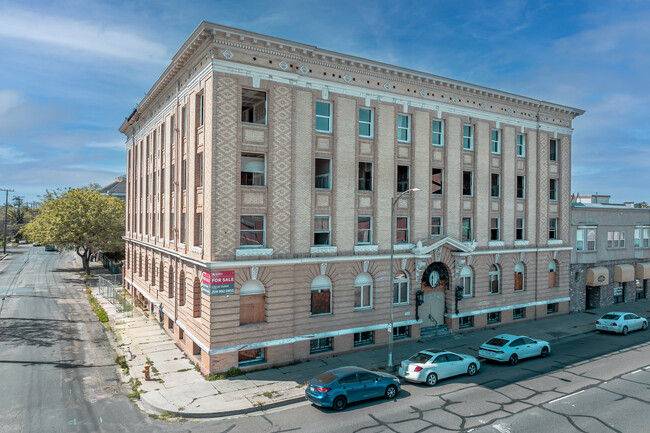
354;273;373;309
514;262;525;291
168;267;175;298
152;259;156;286
548;260;558;287
159;262;164;291
460;266;473;297
489;264;500;294
240;280;265;325
393;272;409;305
144;256;149;281
179;271;185;306
193;277;201;318
311;276;332;315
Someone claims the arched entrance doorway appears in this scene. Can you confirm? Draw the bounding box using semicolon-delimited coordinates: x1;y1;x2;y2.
421;262;449;328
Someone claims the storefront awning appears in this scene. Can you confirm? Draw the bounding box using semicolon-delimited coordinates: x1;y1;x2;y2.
636;262;650;280
586;267;609;286
615;264;635;283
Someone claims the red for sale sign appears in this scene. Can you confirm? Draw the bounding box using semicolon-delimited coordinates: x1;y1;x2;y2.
201;270;235;296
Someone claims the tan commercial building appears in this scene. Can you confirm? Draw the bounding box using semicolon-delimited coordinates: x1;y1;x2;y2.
119;22;584;373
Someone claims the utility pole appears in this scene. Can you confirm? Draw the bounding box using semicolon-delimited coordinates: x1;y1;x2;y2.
1;188;14;255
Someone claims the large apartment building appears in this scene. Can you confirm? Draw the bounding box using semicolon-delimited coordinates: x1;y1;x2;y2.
119;22;584;373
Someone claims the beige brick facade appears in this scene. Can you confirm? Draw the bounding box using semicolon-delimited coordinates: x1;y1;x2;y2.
120;22;583;373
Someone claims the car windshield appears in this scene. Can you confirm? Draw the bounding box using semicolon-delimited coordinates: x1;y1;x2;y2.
601;314;620;320
485;338;509;347
315;371;339;384
409;353;433;364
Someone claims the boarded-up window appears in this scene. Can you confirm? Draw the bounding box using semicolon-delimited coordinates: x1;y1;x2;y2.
240;281;265;325
514;263;525;291
311;276;332;315
178;271;185;306
193;277;201;318
548;261;557;287
159;263;164;291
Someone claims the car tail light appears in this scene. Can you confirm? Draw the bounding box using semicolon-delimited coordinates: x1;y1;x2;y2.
414;366;423;372
314;387;331;393
596;321;600;325
611;323;617;326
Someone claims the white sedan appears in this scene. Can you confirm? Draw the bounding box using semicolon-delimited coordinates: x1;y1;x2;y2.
398;348;480;386
478;334;550;365
596;312;648;335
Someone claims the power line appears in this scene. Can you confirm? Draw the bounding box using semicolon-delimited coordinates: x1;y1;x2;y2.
0;188;15;255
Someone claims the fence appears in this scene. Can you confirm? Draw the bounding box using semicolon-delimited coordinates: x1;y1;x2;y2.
98;274;133;317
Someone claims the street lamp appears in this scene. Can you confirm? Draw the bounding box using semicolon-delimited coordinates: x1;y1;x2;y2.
388;187;421;370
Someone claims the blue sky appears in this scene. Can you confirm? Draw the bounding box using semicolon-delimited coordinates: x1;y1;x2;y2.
1;0;649;203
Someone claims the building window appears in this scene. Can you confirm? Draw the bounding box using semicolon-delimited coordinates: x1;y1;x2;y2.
549;218;558;240
359;108;374;138
241;89;267;124
549;179;558;200
196;153;203;187
192;277;201;318
315;101;332;133
311;276;332;315
194;213;203;246
181;159;187;190
432;168;443;195
358;162;372;191
459;316;473;329
462;217;472;242
240;215;265;247
491;129;501;153
393;326;410;339
180;212;186;243
462;171;473;196
514;262;525;291
397;114;411;142
314;216;331;246
396;217;409;244
513;308;525;320
549;139;558;161
357;216;372;244
490;218;500;241
487;311;501;324
516;218;525;241
489;264;500;294
634;227;650;248
354;273;373;309
577;227;597;251
310;337;333;354
397;165;410;192
241;153;265;186
181;105;187;138
315;158;331;189
238;348;265;365
432;119;444;146
516;133;526;157
170;114;176;145
431;216;443;237
460;266;473;297
516;176;525;199
491;173;500;198
239;280;265;325
547;303;558;314
549;260;558;287
178;271;185;306
393;274;409;305
463;124;473;150
197;93;204;127
353;331;374;346
607;231;626;249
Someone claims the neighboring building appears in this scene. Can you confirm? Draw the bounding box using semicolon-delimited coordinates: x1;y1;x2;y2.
119;22;584;373
570;202;650;312
100;175;127;200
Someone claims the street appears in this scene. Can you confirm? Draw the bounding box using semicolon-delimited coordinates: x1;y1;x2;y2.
1;245;649;432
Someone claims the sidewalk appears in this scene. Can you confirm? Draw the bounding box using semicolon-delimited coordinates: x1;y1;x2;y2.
89;269;650;418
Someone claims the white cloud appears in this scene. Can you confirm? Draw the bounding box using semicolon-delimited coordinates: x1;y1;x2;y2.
0;8;168;64
85;140;127;151
0;145;37;165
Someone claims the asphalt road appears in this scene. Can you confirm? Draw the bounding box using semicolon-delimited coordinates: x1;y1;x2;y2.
1;245;648;433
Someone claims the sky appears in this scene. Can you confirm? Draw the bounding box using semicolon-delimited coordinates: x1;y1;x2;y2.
0;0;649;204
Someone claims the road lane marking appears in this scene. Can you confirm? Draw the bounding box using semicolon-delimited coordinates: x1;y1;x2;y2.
630;369;642;374
492;424;511;433
549;390;584;404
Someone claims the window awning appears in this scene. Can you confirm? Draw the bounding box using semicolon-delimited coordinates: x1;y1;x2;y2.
636;263;650;280
614;264;635;283
586;267;609;286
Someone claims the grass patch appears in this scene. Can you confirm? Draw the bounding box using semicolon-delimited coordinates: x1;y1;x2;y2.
259;391;278;399
116;355;129;375
253;401;264;408
205;367;244;381
176;368;192;373
128;378;142;401
84;287;108;323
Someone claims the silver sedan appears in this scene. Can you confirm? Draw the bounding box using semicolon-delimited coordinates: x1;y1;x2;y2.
398;348;480;386
596;312;648;335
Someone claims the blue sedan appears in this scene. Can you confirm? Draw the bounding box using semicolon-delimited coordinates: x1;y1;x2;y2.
305;366;400;411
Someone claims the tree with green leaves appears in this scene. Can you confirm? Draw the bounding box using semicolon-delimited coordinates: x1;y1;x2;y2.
22;186;125;275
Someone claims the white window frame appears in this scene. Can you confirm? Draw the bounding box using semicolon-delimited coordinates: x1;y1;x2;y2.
397;114;411;143
550;179;558;201
315;101;332;133
577;226;597;251
432;119;444;146
359;108;374;138
241;153;266;187
549;139;558;161
491;173;500;198
357;216;372;245
314;158;331;190
490;217;500;241
431;216;443;237
462;171;473;196
517;175;526;199
607;231;626;249
314;215;331;246
516;217;525;241
516;133;526;157
463;124;474;150
634;226;650;248
549;218;558;240
354;273;373;310
462;217;472;242
489;264;500;295
460;266;473;297
491;129;501;154
393;274;409;305
396;216;409;244
240;215;266;248
310;275;332;316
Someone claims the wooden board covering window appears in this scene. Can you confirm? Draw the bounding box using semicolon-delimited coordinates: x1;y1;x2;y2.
548;271;557;287
514;272;523;291
311;291;331;315
240;294;265;324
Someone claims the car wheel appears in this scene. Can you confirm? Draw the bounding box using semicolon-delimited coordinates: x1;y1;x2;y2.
467;363;477;376
385;385;398;399
509;354;519;366
426;373;438;386
332;396;347;411
643;321;647;331
541;346;550;358
622;326;628;336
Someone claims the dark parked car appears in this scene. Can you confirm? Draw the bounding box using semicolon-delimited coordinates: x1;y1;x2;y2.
305;366;400;411
44;245;57;251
